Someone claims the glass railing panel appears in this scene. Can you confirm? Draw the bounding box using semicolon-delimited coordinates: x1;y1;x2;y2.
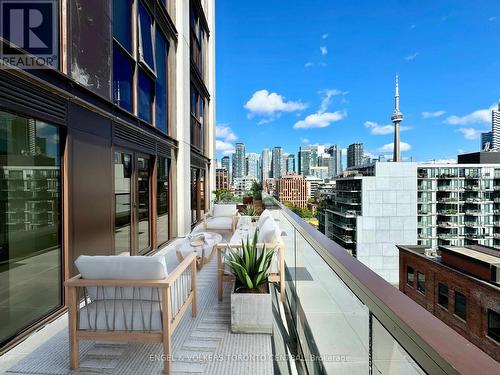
372;316;425;374
268;206;370;374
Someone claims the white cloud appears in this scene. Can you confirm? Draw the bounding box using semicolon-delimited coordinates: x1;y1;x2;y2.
321;33;329;39
364;121;410;135
304;62;314;67
318;89;346;113
378;142;412;153
244;89;307;119
456;127;482;140
301;138;310;144
320;46;328;56
422;110;446;118
444;105;494;125
293;110;347;129
404;52;419;61
215;124;237;142
216;140;235;155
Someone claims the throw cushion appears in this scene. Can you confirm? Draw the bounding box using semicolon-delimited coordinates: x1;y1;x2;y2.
257;209;272;228
257;217;280;244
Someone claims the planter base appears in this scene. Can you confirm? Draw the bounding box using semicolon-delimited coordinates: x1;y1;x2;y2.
230;283;272;334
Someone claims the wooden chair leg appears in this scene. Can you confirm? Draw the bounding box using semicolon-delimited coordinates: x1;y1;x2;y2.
191;259;197;317
217;248;223;302
68;286;79;370
162;288;172;375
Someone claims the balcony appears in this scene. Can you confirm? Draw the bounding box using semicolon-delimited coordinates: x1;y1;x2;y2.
1;196;498;375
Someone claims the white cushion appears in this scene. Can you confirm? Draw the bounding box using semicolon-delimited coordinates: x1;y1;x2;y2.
257;209;272;229
75;255;168;280
206;216;233;230
257;218;280;244
213;204;236;217
75;255;168;301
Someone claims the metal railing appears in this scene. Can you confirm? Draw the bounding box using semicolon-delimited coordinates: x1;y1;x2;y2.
263;193;499;374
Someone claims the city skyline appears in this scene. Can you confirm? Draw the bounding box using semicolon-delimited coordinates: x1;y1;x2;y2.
216;0;500;162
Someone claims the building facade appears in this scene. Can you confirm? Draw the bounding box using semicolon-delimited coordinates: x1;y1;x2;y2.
0;0;215;351
319;159;500;284
271;146;283;179
492;102;500;150
482;131;493;151
233;143;246;179
398;245;500;362
278;174;309;209
326;144;343;177
347;143;364;168
318;162;418;283
417;163;500;250
245;152;259;179
286;154;296;174
216;168;230;190
233;176;257;198
261;148;271;181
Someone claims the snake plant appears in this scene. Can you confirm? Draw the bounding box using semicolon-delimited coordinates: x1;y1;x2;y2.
241;204;257;216
223;230;274;291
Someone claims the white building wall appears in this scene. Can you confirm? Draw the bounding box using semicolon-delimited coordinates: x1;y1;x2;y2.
356;162;418;284
174;0;215;236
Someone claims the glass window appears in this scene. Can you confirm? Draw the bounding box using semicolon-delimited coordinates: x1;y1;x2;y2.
70;0;112;99
0;112;62;346
113;45;134;112
438;282;448;309
138;69;153;123
454;291;467;321
191;168;198;225
137;156;150;253
114;152;132;255
200;169;205;213
488;309;500;344
155;31;168;133
406;265;414;286
138;2;155;70
113;0;132;52
417;272;425;293
157;156;170;246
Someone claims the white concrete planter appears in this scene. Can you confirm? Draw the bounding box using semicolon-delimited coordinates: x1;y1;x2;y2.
230;283;272;334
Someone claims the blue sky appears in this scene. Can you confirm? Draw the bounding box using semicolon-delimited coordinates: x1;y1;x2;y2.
215;0;500;162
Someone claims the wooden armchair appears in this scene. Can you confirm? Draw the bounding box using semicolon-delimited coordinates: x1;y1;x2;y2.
203;203;239;232
64;253;197;375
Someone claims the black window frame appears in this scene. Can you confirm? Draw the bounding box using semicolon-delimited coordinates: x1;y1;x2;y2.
406;265;414;287
416;272;426;294
487;309;500;344
454;291;467;321
437;282;448;309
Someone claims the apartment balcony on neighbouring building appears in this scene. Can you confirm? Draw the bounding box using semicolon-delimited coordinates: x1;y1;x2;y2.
4;195;498;374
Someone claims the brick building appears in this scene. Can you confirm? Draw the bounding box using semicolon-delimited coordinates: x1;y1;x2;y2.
278;173;309;209
216;168;230;190
398;245;500;361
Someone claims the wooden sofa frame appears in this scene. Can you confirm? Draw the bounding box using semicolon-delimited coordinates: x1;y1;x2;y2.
64;253;197;375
